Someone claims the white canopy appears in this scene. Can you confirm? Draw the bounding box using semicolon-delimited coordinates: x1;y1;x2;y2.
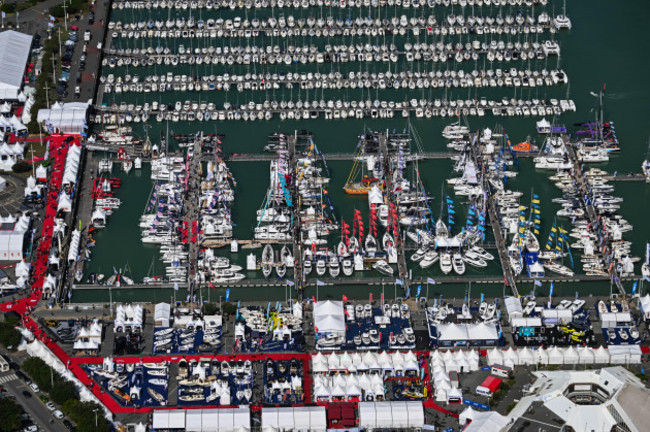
37;102;89;134
154;303;171;328
160;408;250;432
262;407;326;431
640;294;650;320
0;31;33;100
358;402;424;429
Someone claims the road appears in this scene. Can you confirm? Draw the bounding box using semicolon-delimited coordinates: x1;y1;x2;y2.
0;369;68;432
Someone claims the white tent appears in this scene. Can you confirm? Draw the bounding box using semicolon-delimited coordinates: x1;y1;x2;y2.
262;407;326;431
0;30;33;100
548;346;564;365
37;102;89;134
608;345;642;364
518;347;535;366
358;402;424;429
563;346;580;365
640;294;650;320
578;346;595;364
157;408;250;432
313;300;345;339
536;347;549;365
487;348;504;366
463;410;510;432
503;347;520;367
504;296;523;323
594;346;610;364
154;303;171;327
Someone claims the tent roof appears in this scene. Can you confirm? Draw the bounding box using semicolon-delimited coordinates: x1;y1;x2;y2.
0;31;32;98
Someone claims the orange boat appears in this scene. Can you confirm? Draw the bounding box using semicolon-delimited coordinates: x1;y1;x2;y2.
510;139;538;153
113;388;131;402
344;178;383;195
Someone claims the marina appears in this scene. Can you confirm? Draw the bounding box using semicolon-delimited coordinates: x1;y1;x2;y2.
3;0;650;431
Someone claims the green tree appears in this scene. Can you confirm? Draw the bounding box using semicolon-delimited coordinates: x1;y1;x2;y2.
0;321;21;349
50;380;77;405
22;357;54;392
0;398;23;432
63;400;111;432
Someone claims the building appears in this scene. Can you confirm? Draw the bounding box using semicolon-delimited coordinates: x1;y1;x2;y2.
0;30;33;100
507;367;650;432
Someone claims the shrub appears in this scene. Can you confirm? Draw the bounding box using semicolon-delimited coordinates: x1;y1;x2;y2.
12;161;32;173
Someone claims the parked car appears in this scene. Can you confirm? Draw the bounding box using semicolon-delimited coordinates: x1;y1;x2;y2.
22;390;32;398
53;410;64;419
45;402;56;411
29;383;39;393
84;30;91;41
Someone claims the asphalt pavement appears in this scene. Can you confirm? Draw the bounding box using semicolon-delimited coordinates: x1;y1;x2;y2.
0;369;68;432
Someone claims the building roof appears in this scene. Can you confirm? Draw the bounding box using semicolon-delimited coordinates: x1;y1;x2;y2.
0;30;32;99
615;383;650;432
507;367;650;432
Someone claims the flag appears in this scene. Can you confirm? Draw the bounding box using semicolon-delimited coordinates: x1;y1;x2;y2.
369;293;373;303
633;281;638;295
174;282;179;291
395;278;404;286
406;287;411;298
342;295;348;301
480;293;484;302
225;288;230;302
427;277;436;285
312;296;317;303
286;280;295;286
416;285;421;298
549;283;554;297
380;292;384;304
267;302;271;316
534;279;542;287
316;279;326;286
208;281;215;290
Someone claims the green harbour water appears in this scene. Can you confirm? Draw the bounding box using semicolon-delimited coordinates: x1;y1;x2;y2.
73;0;650;303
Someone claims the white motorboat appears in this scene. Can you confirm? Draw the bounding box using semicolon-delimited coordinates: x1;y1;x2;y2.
275;262;286;278
452;253;466;275
463;253;487;268
439;253;452;274
365;234;378;254
328;256;340;277
419;251;439;269
543;261;574;277
470;245;494;260
261;244;274;278
342;258;353;276
372;260;394;276
315;258;327;276
410;248;426;262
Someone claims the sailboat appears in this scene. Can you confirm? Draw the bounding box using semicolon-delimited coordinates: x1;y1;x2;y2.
344;133;384;194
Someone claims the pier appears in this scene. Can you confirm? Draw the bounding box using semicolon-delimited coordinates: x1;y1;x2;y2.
185;134;203;298
563;136;626;295
471;133;520;297
379;133;409;290
71;274;643;291
288;134;304;299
